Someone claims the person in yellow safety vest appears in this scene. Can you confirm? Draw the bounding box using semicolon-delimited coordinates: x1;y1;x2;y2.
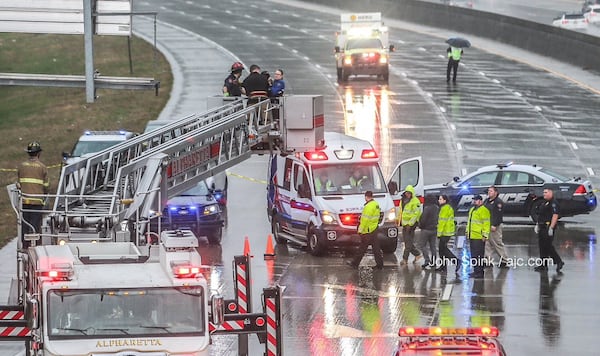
436;194;460;275
17;141;49;249
466;195;491;279
314;172;334;193
400;185;423;265
349;168;367;189
346;191;383;269
446;46;463;83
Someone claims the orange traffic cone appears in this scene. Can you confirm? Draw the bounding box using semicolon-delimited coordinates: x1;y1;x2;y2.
264;234;276;260
243;236;252;257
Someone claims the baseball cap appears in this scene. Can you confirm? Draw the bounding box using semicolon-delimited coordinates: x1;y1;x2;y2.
473;194;483;201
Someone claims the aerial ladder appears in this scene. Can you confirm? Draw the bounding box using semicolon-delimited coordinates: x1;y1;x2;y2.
35;97;279;244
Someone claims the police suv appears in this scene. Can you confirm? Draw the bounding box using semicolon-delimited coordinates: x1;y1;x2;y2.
422;162;597;221
267;131;423;256
63;130;137;164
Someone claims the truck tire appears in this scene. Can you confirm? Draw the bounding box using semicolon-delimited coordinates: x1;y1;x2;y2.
381;236;398;253
307;227;325;256
337;68;343;82
342;69;350;82
207;227;222;245
271;214;287;244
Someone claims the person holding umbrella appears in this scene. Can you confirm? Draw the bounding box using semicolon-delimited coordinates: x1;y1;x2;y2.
445;37;470;83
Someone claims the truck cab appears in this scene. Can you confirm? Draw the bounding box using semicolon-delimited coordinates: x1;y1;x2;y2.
267;132;422;256
334;13;394;83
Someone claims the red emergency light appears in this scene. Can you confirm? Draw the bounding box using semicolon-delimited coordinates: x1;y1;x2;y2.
37;263;74;281
304;151;328;161
171;261;206;278
399;326;499;337
361;149;378;159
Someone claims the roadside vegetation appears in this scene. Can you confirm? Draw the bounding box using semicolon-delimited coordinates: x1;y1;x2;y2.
0;33;172;247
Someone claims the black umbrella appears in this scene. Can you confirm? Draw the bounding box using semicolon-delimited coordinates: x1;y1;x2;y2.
446;37;471;48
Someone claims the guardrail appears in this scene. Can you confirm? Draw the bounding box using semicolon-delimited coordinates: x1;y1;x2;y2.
0;72;160;95
306;0;600;71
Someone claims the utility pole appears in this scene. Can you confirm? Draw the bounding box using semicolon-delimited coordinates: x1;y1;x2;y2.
83;0;95;103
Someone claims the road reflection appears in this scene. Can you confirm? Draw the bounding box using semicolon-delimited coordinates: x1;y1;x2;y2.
539;270;562;346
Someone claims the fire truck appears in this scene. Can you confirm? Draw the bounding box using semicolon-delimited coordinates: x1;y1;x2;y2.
1;97;286;355
334;12;395;83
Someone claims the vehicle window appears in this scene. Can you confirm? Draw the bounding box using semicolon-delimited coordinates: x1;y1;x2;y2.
293;164;305;192
463;172;497;187
499;171;531;185
179;181;209;196
72;140;123;156
345;38;383;50
312;163;386;195
531;175;545;184
283;158;292;191
539;168;569;182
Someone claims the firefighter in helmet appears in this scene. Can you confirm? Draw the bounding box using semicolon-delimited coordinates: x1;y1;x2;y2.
223;61;245;97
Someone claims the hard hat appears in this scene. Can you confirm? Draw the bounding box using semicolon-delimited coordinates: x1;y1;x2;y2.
26;141;42;153
231;61;244;72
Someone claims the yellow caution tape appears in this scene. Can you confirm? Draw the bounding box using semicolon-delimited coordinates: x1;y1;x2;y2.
227;171;267;185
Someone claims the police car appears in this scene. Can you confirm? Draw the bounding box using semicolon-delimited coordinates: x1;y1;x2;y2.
422;162;597;221
394;326;506;355
63;130;137;164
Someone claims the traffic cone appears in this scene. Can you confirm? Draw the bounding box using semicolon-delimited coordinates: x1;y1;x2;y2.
264;234;276;260
243;236;252;257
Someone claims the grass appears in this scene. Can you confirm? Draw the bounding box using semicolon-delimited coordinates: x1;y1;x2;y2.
0;33;173;247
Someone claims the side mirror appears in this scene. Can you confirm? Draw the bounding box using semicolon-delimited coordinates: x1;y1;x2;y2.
210;294;224;326
62;151;71;160
388;181;399;195
334;46;341;53
26;298;39;329
389;44;395;52
453;176;461;182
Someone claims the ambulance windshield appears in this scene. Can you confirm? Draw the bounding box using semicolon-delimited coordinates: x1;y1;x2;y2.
47;286;205;339
312;163;386;196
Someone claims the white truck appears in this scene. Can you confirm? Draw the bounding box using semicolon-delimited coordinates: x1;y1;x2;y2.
334;12;395;83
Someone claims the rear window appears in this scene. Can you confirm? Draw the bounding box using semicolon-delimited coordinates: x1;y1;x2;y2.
72;140;124;156
345;38;383;50
565;14;585;19
539;168;569;182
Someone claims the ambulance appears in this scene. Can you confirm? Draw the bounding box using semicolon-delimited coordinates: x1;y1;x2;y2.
267;131;423;256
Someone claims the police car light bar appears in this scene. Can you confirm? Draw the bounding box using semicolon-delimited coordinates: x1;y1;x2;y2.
496;161;513;169
398;326;499;337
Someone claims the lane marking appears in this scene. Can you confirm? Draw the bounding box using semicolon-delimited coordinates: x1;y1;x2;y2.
587;167;595;176
571;142;579;150
441;284;453;301
553;122;561;128
456;143;463;150
450;123;456;131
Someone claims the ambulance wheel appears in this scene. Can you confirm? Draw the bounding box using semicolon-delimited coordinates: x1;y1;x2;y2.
308;227;325;256
381;236;398;253
207;227;222;245
529;199;544;223
271;214;287;244
337;68;343;82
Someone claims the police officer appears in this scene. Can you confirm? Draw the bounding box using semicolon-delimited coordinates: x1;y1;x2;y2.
346;191;383;269
242;64;270;106
17;141;49;249
223;62;245;97
446;46;463;83
534;188;564;273
467;195;490;278
400;185;423;265
484;186;509;268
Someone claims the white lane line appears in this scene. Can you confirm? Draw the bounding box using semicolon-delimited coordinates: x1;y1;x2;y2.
553;122;561;129
440;107;446;113
450;124;456;131
456;143;463;150
441;284;453;301
587;167;595;176
571;142;579;150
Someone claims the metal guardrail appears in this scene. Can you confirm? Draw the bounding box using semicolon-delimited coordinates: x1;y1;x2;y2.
0;72;160;95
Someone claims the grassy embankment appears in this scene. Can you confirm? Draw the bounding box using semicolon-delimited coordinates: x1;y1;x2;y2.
0;33;172;247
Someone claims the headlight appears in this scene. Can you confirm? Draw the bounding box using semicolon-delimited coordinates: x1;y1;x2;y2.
203;204;219;215
386;208;397;222
320;210;337;224
344;56;352;65
379;56;388;64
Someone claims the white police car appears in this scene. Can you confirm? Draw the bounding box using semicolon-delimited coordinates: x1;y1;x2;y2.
63;130;137;164
422;162;597;221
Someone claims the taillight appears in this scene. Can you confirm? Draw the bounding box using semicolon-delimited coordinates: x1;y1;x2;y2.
361;149;378;159
574;184;587;196
304;151;328;161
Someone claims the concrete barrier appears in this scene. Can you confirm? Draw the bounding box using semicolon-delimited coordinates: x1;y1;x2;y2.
303;0;600;71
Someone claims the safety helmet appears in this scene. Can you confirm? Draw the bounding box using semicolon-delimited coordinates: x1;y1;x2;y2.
26;141;42;154
230;61;244;72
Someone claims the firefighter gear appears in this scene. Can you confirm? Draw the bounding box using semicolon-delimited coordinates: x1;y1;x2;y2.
17;156;49;205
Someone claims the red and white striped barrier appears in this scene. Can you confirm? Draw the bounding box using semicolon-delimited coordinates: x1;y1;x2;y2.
0;309;24;321
0;324;30;337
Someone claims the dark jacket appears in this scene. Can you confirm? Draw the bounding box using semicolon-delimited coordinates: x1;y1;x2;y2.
419;196;439;231
242;72;270;98
484;196;504;227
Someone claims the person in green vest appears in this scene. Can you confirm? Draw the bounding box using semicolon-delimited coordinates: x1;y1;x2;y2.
436;194;460;275
400;185;423;265
346;190;383;269
446;46;463;83
467;195;491;279
314;171;334;193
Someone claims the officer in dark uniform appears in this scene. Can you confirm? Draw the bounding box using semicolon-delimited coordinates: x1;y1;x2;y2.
223;62;245;97
242;64;270;106
484;185;509;268
534;188;564;273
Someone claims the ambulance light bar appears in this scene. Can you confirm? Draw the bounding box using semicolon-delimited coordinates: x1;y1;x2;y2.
304;151;328;161
37;263;74;280
399;326;499;337
171;261;207;278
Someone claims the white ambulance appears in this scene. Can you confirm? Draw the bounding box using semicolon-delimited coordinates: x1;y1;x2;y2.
267;131;423;256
